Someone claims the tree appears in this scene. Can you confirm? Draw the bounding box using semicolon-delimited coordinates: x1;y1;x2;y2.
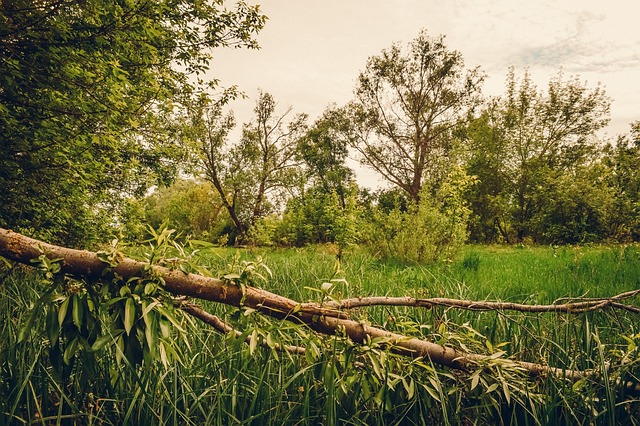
140;179;226;243
1;226;600;381
0;0;265;246
275;108;362;252
297;108;355;206
602;121;640;241
464;69;611;243
462;105;513;243
193;92;308;243
364;167;474;263
346;30;484;202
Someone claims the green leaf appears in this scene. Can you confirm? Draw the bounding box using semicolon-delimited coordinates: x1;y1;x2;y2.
0;256;12;269
144;311;158;358
266;332;275;349
18;307;40;343
469;370;480;391
485;383;499;393
46;305;59;346
144;283;157;295
189;239;215;248
58;296;70;326
103;296;127;308
72;294;84;330
91;330;124;352
368;352;383;379
156;306;185;333
124;298;136;335
572;378;586;392
224;273;241;281
141;300;162;317
422;382;441;403
402;378;415;399
249;329;258;354
63;337;79;364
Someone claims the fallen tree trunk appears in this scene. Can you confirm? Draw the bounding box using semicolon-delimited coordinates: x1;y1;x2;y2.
0;228;588;380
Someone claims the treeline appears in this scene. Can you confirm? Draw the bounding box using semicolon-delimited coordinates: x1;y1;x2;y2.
125;34;640;260
1;2;638;262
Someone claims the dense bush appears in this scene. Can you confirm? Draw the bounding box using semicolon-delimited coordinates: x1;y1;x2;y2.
365;169;473;263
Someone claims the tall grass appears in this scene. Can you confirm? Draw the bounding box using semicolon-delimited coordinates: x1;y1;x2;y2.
1;244;639;424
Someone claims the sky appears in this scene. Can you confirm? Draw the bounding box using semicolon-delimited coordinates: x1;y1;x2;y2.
208;0;640;187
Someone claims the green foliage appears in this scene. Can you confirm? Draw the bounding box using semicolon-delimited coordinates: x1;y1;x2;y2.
0;0;265;247
463;68;612;244
190;91;308;243
602;121;640;242
138;179;226;243
366;167;474;263
531;165;614;244
274;184;363;251
297;107;355;196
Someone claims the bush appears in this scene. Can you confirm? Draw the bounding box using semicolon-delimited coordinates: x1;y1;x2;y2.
273;184;362;250
365;168;473;263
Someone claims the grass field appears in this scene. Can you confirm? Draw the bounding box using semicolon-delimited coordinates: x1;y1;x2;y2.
1;243;639;425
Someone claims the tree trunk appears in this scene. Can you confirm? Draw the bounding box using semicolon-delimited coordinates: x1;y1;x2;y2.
205;170;246;244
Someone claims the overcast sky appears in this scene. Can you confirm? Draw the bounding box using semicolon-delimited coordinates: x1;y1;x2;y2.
208;0;640;187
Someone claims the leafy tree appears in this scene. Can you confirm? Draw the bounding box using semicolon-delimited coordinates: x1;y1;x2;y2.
273;108;363;254
0;0;265;246
602;121;640;241
274;183;362;251
531;162;613;244
297;108;355;205
345;30;484;202
464;69;610;243
140;179;226;243
192;92;308;243
462;105;512;243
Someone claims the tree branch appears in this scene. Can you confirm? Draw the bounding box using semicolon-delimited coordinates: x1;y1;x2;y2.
322;292;640;314
178;301;306;355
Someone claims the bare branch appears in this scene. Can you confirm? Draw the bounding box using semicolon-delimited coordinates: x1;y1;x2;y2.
323;292;640;314
179;301;306;355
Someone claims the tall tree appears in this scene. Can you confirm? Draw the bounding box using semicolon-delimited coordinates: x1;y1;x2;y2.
465;69;611;242
297;108;355;206
0;0;265;246
275;108;361;251
194;92;307;243
346;30;484;202
602;121;640;241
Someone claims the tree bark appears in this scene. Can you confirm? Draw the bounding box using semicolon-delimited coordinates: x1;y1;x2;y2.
0;227;584;380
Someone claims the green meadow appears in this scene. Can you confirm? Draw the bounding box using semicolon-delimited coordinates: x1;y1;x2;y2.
2;243;639;425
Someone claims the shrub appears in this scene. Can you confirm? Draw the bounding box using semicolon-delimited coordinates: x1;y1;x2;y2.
366;168;473;263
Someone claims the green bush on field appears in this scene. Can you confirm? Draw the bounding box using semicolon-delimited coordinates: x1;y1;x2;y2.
366;168;473;263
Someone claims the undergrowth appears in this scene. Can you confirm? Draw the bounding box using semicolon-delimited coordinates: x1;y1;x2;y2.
1;243;639;424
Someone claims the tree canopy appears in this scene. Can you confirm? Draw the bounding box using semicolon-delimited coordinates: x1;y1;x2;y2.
0;0;265;246
346;31;484;202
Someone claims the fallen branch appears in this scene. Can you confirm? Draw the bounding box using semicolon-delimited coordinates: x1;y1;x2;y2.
322;291;640;314
0;228;588;380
